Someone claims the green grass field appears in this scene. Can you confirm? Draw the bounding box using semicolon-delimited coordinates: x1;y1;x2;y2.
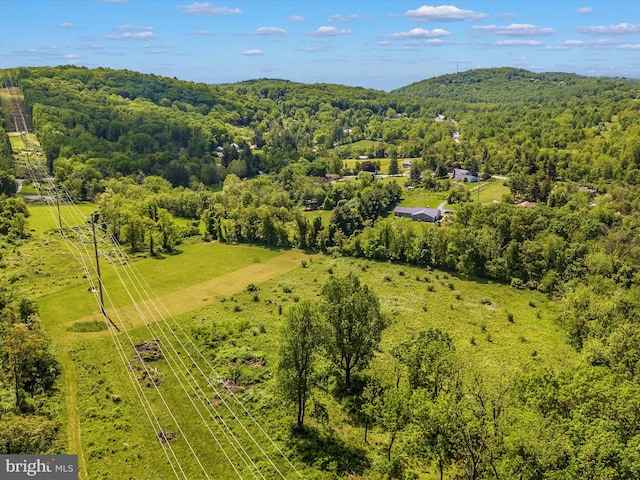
398;188;448;209
465;178;511;204
7;200;576;479
302;208;331;227
22;227;575;479
26;203;98;235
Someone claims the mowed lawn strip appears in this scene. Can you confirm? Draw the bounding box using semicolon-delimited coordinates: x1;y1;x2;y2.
27;203;98;236
41;244;310;336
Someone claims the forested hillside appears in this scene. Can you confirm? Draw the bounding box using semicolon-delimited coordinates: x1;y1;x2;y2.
3;66;640;478
2;65;639;202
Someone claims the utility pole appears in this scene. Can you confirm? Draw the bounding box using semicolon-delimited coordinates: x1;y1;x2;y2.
56;191;63;234
91;215;119;331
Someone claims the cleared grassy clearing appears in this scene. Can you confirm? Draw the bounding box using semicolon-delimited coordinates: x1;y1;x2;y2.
466;178;511;204
302;208;331;227
26;203;97;235
62;246;575;478
343;158;391;173
398;188;448;208
38;242;290;330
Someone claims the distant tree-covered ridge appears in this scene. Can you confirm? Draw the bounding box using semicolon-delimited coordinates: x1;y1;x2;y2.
2;65;639;200
392;67;640;104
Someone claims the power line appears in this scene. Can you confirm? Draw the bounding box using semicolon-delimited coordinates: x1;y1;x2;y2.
5;74;301;479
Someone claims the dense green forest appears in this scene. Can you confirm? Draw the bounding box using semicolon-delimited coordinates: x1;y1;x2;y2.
2;66;640;478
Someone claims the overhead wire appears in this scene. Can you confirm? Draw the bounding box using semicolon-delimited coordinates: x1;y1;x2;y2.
4;76;189;479
5;73;302;479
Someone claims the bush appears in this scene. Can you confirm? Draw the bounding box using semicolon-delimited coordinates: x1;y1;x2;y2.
0;414;60;454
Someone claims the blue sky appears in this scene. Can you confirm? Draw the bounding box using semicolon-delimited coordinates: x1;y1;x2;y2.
2;1;639;91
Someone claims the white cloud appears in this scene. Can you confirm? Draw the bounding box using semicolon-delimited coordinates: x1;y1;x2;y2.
328;14;368;23
400;5;487;22
559;38;623;47
255;27;287;36
496;39;543;46
78;44;105;50
242;49;263;55
296;46;320;52
309;26;352;36
472;23;556;36
391;28;452;39
63;54;80;60
577;23;640;35
187;30;217;36
289;15;305;22
105;31;159;40
619;43;640;50
114;24;153;32
61;22;74;29
578;6;593;14
496;12;517;19
178;2;242;16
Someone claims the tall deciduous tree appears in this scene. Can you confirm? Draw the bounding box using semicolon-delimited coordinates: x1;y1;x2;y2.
2;322;59;412
322;273;387;391
277;300;323;429
394;328;459;399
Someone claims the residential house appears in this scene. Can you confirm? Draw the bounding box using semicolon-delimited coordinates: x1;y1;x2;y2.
394;206;442;223
453;168;478;183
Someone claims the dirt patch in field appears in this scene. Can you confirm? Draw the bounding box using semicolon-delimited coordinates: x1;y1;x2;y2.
134;339;162;362
129;364;161;387
157;429;176;443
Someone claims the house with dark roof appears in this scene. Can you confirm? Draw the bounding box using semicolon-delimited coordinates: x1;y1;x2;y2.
453;168;478;183
394;206;442;223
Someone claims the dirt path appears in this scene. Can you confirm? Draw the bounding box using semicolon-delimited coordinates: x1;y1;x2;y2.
60;349;89;480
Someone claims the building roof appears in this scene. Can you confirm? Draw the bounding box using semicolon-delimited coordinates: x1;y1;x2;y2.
394;206;441;218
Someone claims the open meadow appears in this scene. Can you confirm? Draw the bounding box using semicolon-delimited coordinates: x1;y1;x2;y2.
7;201;576;479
